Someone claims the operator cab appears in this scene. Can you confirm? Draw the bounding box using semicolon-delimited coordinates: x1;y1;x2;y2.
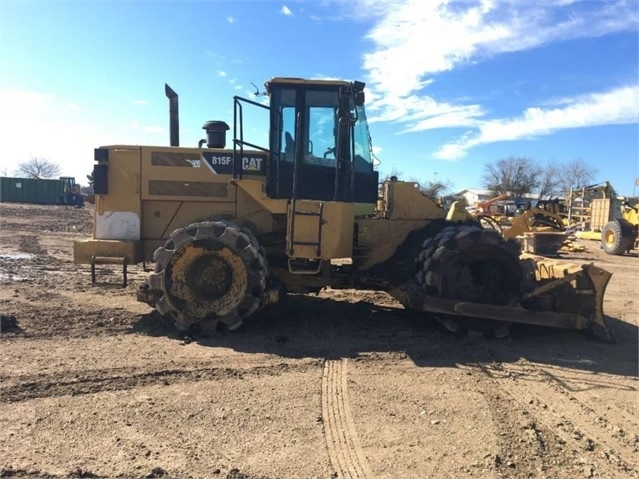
262;78;379;203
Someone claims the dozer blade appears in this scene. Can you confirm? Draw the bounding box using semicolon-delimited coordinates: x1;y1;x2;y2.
393;259;614;342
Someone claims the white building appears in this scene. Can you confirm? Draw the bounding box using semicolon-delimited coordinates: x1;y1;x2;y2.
457;188;551;205
456;188;494;205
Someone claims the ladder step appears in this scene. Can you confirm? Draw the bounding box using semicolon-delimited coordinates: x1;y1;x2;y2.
291;240;321;247
289;201;324;257
292;211;322;217
288;258;322;275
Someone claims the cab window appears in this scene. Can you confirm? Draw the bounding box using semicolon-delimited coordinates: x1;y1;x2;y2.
352;104;373;172
281;106;296;161
307;106;336;166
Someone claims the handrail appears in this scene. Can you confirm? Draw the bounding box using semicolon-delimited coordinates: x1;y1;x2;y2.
232;95;280;181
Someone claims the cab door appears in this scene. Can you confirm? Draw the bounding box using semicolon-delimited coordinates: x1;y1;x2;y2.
267;85;341;201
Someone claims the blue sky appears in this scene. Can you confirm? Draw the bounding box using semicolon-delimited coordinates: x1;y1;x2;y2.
1;0;637;195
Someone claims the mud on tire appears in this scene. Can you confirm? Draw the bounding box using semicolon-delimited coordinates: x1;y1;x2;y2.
146;220;268;333
416;224;531;334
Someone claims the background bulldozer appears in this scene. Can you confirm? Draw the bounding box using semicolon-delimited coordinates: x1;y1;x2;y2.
74;78;613;340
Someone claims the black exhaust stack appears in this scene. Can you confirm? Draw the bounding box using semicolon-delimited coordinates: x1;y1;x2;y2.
165;84;179;147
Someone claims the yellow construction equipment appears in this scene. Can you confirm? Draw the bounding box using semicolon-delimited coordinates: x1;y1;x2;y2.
567;182;612;230
474;193;508;215
601;201;638;255
503;208;566;240
572;190;638;256
74;79;614;341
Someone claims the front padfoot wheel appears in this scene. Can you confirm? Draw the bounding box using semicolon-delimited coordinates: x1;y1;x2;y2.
416;224;530;335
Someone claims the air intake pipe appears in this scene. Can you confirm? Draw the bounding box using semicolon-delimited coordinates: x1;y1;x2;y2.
201;121;230;148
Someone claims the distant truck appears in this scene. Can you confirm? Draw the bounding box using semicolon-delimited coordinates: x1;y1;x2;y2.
0;176;80;206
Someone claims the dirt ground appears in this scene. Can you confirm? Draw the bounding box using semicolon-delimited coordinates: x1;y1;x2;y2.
0;202;637;479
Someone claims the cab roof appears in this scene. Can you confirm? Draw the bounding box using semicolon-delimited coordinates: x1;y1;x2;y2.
268;77;350;86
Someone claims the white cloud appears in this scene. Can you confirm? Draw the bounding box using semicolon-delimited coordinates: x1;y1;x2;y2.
363;0;508;97
360;0;638;138
227;16;235;24
218;70;227;77
433;85;639;160
402;104;485;132
0;89;171;183
281;5;293;17
367;92;484;131
363;0;637;87
359;0;639;109
433;140;473;161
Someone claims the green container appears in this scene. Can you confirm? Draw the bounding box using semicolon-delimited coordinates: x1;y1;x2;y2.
0;177;68;205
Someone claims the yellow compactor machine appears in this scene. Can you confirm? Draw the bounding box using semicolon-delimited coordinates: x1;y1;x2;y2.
74;78;613;340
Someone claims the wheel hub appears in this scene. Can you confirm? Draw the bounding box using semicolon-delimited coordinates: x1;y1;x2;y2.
186;253;233;300
605;230;615;247
163;241;248;320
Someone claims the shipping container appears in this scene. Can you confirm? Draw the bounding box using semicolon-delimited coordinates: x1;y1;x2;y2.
0;176;76;205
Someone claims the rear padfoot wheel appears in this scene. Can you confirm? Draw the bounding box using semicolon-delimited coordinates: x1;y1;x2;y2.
145;220;269;333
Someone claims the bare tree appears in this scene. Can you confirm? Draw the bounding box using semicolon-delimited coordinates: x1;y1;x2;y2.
537;163;562;199
442;192;468;207
379;168;404;182
420;179;451;200
483;156;541;198
558;158;597;191
15;157;61;179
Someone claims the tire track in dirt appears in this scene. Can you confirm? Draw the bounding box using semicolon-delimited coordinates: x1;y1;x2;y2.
478;360;638;477
322;358;373;479
468;364;556;477
536;364;639;436
1;361;320;403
